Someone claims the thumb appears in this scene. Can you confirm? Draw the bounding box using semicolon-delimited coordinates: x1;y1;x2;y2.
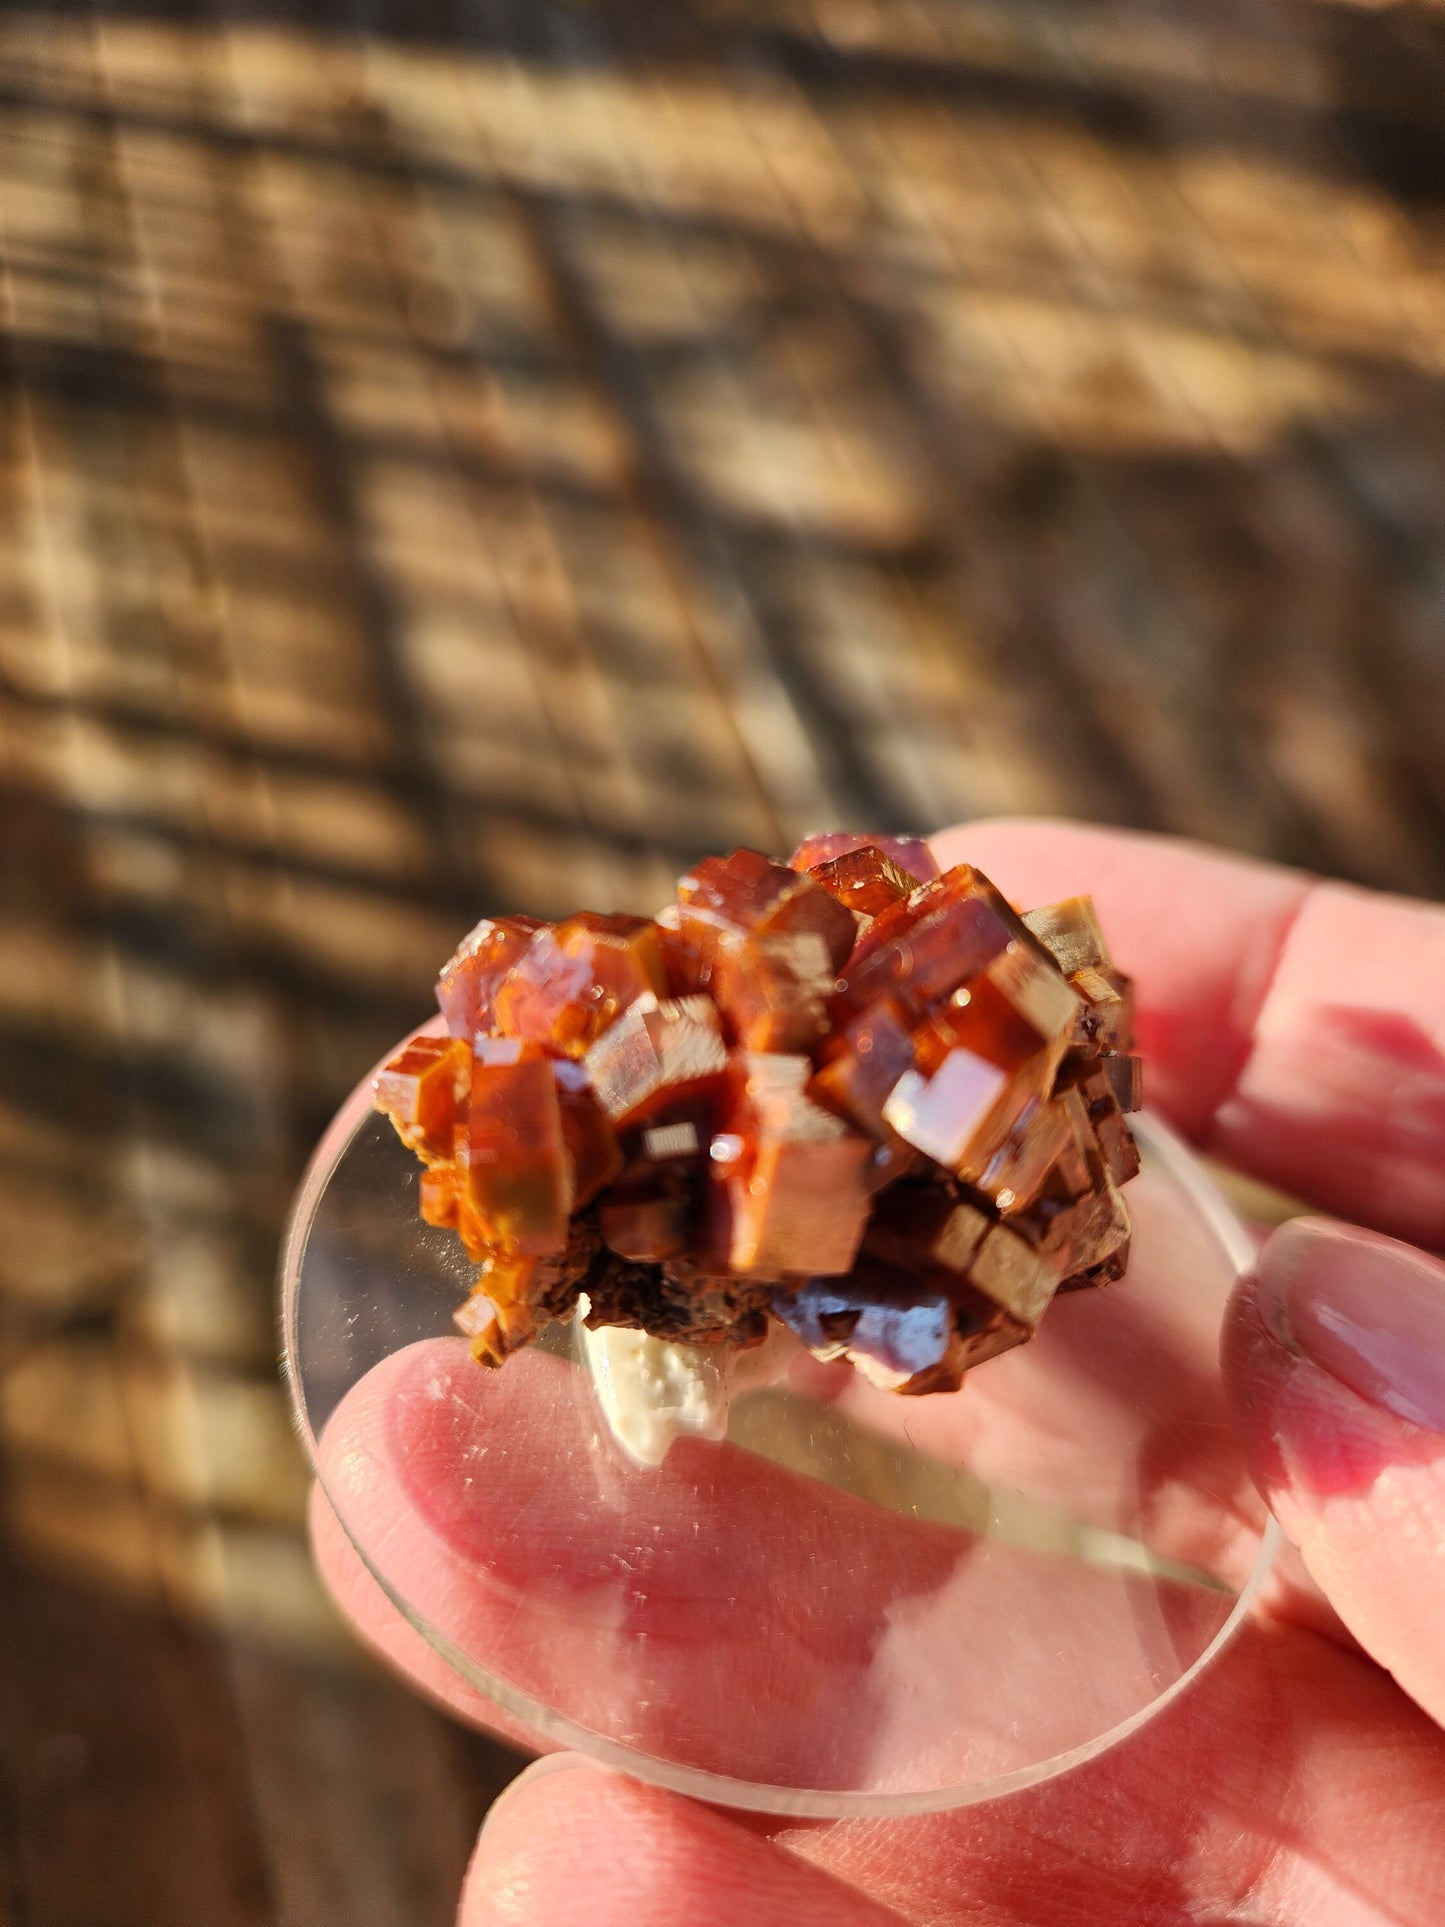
1223;1217;1445;1726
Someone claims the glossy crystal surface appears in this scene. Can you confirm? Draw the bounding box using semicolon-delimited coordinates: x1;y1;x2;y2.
371;842;1145;1389
788;831;941;881
677;848;856;971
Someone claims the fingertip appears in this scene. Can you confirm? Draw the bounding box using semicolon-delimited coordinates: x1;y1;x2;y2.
458;1755;595;1924
930;817;1154;895
1222;1221;1445;1724
1224;1220;1445;1501
458;1758;612;1926
459;1762;898;1927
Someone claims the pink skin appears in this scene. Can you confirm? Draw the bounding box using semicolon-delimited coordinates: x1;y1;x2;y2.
311;820;1445;1924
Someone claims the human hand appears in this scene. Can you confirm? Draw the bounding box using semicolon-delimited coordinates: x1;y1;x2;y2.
312;820;1445;1924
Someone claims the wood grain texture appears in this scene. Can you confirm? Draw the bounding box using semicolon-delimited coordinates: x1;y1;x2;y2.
0;1;1443;1921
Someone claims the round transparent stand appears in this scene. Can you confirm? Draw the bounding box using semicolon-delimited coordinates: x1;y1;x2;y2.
282;1031;1278;1819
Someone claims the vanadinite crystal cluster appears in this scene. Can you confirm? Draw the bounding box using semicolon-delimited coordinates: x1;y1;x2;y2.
372;837;1141;1397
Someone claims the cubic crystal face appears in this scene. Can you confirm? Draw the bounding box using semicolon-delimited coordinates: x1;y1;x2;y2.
677;848;856;972
435;916;542;1041
465;1038;573;1255
492;913;666;1056
788;832;940;882
584;993;730;1127
372;1035;468;1163
718;1053;873;1278
371;848;1142;1390
710;930;833;1053
805;844;923;922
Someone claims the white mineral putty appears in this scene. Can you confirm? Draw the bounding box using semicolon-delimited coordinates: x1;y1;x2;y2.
576;1295;797;1467
576;1298;729;1466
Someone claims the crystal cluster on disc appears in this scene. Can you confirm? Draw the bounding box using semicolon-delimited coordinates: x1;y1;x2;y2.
371;836;1142;1412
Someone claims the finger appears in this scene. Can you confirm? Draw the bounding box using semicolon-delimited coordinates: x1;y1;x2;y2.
460;1625;1445;1927
783;1624;1445;1925
316;1337;1239;1793
932;819;1445;1246
1223;1216;1445;1727
309;1481;548;1754
459;1758;904;1927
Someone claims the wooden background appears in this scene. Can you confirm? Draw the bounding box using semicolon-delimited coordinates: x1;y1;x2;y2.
2;1;1444;1921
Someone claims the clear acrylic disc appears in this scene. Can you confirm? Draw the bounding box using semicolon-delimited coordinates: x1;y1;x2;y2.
282;1025;1278;1818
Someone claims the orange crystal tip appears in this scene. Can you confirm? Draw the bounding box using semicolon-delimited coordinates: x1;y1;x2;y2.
802;844;923;920
373;1035;469;1164
678;848;856;973
436;915;543;1041
492;914;667;1056
788;832;940;882
832;865;1030;1026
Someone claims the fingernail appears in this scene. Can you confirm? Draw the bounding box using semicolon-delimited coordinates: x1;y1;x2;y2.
475;1751;591;1846
1256;1219;1445;1433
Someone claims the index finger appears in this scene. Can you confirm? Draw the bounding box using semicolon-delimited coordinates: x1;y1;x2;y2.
934;820;1445;1247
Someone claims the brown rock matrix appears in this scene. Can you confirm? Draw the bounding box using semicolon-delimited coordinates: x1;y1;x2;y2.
373;836;1141;1395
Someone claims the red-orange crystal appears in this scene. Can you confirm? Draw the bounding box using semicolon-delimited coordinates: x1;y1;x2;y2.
805;844;922;921
717;1054;873;1278
788;832;940;882
492;913;666;1056
465;1038;572;1256
678;848;856;972
709;931;833;1053
831;867;1038;1027
584;994;729;1127
372;1034;468;1163
553;1059;624;1209
372;841;1142;1389
435;916;542;1040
